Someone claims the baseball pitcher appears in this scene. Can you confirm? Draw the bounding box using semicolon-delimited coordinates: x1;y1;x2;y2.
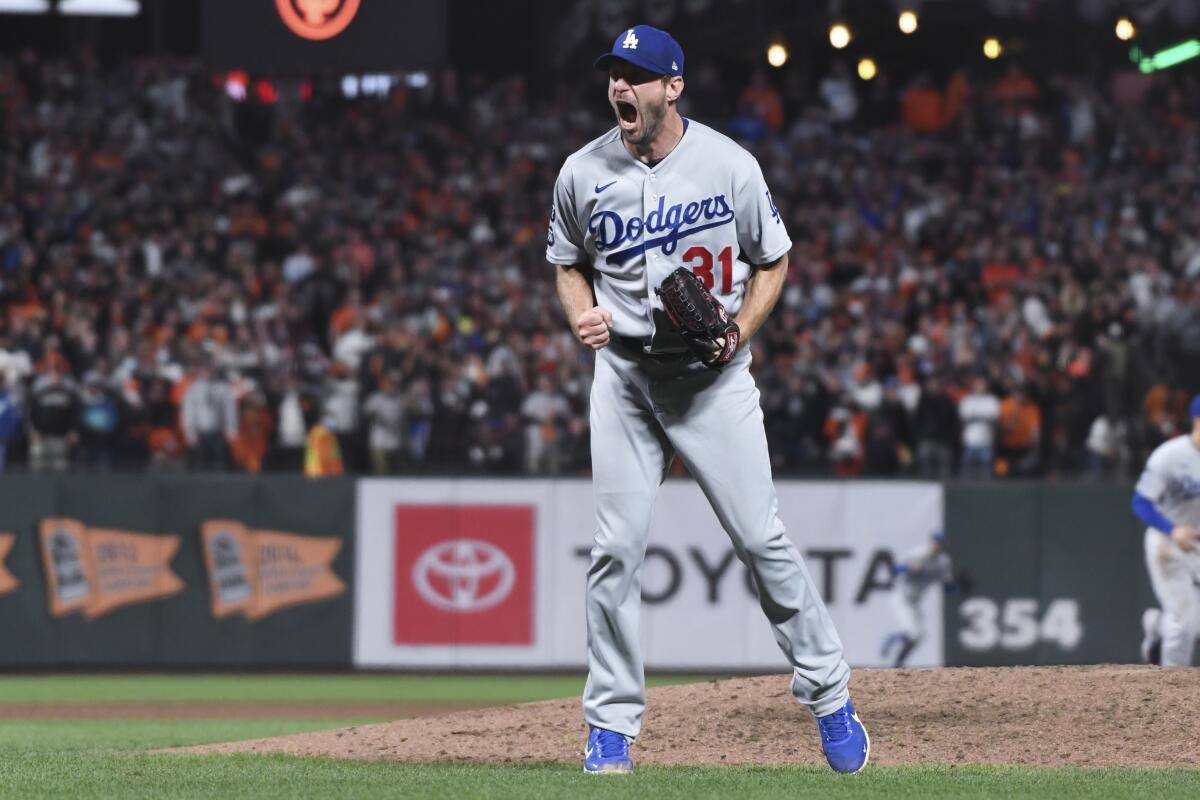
548;24;869;774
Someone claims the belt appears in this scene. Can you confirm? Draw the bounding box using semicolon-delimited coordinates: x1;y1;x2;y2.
614;335;693;361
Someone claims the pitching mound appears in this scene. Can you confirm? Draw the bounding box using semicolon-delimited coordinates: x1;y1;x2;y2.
178;666;1199;768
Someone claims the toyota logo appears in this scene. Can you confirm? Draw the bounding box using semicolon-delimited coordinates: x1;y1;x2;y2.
412;539;516;613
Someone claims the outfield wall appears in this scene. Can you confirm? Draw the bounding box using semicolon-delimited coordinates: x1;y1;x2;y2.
0;475;355;666
0;475;1154;668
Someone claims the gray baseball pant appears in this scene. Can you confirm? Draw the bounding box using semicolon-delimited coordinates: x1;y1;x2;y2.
583;340;851;738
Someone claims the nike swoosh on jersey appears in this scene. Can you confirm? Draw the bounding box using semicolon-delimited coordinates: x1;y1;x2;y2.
595;180;618;193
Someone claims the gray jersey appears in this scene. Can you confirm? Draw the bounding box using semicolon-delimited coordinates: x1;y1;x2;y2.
895;544;954;605
1135;435;1200;530
546;120;791;351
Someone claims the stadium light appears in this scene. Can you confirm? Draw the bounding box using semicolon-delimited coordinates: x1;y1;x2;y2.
1115;18;1135;41
829;23;851;50
857;58;877;80
983;37;1002;59
898;10;918;34
767;43;788;67
1138;39;1200;73
58;0;140;15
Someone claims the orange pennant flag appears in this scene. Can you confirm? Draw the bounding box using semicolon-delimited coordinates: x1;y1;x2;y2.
39;520;95;618
244;529;345;621
0;534;19;597
81;528;184;619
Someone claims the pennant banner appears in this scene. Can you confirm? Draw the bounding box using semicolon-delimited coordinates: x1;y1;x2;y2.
202;520;344;621
39;519;183;619
0;534;19;597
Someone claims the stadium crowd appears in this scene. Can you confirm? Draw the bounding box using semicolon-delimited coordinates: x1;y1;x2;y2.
1;49;1198;478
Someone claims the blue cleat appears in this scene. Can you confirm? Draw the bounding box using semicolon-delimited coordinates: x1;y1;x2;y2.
817;699;870;774
583;726;634;774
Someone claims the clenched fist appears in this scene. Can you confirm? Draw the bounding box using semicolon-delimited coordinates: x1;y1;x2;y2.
575;307;613;350
1171;525;1198;552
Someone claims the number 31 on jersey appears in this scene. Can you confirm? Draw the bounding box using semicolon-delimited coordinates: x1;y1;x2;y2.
684;245;733;294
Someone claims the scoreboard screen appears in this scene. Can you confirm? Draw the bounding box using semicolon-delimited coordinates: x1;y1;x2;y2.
203;0;445;72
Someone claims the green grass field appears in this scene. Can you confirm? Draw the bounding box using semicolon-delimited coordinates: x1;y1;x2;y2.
0;674;1197;799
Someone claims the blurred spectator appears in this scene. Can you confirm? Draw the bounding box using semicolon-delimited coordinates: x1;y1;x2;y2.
0;373;20;472
521;374;570;475
231;391;272;473
76;376;120;469
997;385;1041;477
274;379;312;472
825;401;867;477
914;377;958;479
305;415;344;478
818;61;858;125
1085;415;1119;479
901;74;945;134
959;378;1000;480
740;70;785;133
363;371;405;475
322;363;361;471
181;365;238;472
28;358;78;472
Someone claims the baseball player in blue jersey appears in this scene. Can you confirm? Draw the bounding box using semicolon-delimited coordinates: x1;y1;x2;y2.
1131;394;1200;667
548;25;869;774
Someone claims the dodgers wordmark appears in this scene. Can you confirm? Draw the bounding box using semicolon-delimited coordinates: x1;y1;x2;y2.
550;24;868;776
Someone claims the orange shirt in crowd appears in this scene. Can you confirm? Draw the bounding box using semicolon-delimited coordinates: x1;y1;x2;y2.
981;262;1025;305
998;396;1041;451
305;423;344;477
993;70;1038;116
739;85;784;133
232;403;273;473
901;85;945;133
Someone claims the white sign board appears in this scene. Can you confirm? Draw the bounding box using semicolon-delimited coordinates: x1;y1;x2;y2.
355;479;944;670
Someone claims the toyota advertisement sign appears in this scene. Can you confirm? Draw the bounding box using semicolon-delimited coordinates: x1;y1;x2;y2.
355;480;944;670
392;505;533;646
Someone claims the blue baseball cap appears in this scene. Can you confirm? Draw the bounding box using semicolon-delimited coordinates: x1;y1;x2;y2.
594;25;684;78
931;530;945;543
1190;393;1200;419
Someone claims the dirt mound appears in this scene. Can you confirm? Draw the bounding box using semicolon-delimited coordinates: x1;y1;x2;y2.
178;666;1200;768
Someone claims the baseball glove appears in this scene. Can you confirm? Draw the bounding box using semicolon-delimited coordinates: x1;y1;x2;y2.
655;267;740;369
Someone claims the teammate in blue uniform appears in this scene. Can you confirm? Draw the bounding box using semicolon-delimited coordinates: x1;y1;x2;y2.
1131;394;1200;667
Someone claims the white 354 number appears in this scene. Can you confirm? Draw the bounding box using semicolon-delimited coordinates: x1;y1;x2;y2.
958;598;1083;651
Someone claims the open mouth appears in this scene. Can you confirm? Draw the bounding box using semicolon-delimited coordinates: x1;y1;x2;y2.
615;100;639;129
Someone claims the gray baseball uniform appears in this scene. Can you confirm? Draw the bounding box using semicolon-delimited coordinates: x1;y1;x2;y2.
548;120;851;739
1134;436;1200;666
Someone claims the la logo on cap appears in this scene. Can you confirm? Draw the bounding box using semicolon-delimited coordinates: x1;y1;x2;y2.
622;29;639;49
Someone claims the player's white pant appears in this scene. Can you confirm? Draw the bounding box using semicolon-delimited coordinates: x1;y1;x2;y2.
891;590;922;643
1144;529;1200;666
582;342;851;739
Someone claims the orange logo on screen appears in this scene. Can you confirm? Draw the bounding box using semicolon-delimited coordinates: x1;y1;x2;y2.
276;0;361;41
